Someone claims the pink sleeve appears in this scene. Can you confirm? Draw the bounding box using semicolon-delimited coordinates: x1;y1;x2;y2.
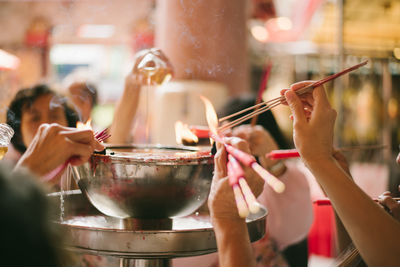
258;160;313;250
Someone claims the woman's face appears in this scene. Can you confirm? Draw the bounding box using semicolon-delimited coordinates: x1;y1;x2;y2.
20;94;68;147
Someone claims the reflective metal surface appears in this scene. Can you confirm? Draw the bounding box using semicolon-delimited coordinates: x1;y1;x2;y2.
71;145;214;219
53;191;267;259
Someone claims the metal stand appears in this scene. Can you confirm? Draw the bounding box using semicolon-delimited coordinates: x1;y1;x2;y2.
120;259;171;267
53;191;267;267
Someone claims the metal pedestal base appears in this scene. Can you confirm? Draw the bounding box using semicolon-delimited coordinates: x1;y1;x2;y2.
51;191;267;267
120;258;170;267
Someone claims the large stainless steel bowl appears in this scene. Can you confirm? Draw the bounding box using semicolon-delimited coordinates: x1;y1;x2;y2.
71;145;213;219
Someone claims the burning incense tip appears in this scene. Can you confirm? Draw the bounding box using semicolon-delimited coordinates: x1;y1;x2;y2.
239;178;260;214
233;185;250;218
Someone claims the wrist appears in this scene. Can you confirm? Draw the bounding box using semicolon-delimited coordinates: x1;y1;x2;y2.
212;217;247;230
16;153;46;176
305;156;336;171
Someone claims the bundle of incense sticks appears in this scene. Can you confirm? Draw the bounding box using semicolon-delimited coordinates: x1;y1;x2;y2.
218;60;368;132
42;128;110;182
266;145;387;160
211;133;285;194
228;155;260;218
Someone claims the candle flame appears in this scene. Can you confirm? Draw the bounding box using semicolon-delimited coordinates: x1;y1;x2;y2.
76;118;92;130
175;121;198;145
200;96;219;135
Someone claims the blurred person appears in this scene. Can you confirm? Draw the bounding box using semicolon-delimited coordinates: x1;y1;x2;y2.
0;163;66;267
67;81;98;123
283;81;400;266
6;84;79;157
5;84;103;189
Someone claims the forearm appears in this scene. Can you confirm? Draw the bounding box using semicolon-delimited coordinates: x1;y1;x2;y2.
307;158;400;266
213;219;256;267
109;87;140;143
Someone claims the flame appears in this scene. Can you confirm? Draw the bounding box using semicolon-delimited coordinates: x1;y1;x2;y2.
175;121;198;144
76;118;92;130
200;96;219;135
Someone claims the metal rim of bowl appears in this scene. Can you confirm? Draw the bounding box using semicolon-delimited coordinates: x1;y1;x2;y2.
94;144;213;165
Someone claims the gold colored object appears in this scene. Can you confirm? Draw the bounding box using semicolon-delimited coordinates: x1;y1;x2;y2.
0;147;8;160
132;48;174;85
0;123;14;160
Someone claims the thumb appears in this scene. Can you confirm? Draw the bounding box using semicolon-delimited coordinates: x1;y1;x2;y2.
285;90;307;124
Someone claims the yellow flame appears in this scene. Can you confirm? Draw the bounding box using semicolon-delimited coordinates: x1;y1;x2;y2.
200;96;219;135
175;120;198;144
76;118;92;130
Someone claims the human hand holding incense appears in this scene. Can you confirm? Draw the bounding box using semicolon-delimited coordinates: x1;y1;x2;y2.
15;124;104;182
283;83;336;166
208;137;264;220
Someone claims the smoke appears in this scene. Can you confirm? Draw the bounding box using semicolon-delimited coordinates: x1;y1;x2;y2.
49;95;66;110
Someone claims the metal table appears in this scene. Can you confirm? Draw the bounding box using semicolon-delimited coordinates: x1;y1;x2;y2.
51;190;267;267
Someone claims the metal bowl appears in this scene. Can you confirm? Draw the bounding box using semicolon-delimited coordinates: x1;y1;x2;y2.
71;145;213;219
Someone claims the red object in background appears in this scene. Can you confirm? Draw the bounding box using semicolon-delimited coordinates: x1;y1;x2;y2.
132;32;154;51
308;203;336;258
266;149;300;160
189;126;210;139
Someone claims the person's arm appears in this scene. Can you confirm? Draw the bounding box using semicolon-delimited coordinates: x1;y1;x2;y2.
307;157;400;266
108;74;141;143
213;219;255;267
284;82;400;267
208;138;264;267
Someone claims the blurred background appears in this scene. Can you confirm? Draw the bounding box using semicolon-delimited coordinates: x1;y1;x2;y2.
0;0;399;262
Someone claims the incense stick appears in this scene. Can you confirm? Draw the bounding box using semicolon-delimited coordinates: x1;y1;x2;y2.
229;155;260;214
314;197;400;206
266;145;388;160
219;60;368;130
227;161;249;218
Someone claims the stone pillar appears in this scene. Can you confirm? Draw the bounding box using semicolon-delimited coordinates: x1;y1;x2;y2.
155;0;249;96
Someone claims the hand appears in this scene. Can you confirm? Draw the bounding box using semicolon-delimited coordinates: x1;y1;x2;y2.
283;81;337;166
16;123;104;180
232;124;280;171
208;137;264;221
378;188;400;222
